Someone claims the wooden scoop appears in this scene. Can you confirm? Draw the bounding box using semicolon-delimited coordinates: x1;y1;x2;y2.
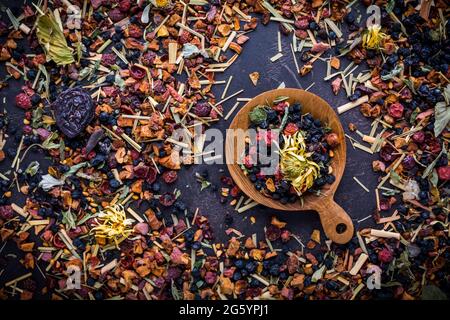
225;88;354;244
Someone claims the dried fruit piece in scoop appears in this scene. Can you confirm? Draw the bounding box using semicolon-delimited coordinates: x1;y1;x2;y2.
52;88;95;138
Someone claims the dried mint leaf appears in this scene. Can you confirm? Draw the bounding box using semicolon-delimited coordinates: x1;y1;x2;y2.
249;105;268;124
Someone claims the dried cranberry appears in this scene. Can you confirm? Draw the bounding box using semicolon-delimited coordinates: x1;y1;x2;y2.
204;271;217;285
437;166;450;181
388;102;404;118
23;125;33;135
15;93;32;109
272;101;288;113
179;31;193;44
128;24;143;38
294;29;308;39
412;131;425;144
159;192;176;207
52;234;66;249
162;170;177;184
378;248;394;263
22;279;37;292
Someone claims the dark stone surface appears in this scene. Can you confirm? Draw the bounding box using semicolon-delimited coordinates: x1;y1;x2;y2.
0;2;379;291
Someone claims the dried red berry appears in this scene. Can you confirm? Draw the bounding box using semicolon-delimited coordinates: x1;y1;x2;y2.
118;0;131;12
15;93;32;109
437;166;450;181
272;101;288;113
230;185;240;197
280;229;291;242
388;102;404;118
379;198;391;211
402;155;416;170
162;170;177;184
412;131;425;144
378;248;394;263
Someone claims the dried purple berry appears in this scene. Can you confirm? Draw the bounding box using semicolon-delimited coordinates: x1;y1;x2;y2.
402;155;416;170
52;87;95;138
193;102;211;117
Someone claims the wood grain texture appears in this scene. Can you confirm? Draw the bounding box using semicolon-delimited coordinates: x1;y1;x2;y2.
225;88;354;244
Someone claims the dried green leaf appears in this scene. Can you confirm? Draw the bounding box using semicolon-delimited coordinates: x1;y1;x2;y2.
434;101;450;137
273;96;290;104
36;12;75;65
201;180;211;191
249;105;268;124
41;132;61;150
25;161;40;176
390;170;401;183
422;145;446;178
61;209;77;230
171;280;181;300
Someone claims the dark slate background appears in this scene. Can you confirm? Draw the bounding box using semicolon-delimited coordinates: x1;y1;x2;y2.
0;1;381;294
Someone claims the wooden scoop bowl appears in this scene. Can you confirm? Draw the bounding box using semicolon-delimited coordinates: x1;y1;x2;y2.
225;88;354;244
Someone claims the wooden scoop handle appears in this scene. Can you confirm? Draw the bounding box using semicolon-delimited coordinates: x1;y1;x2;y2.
312;198;354;244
